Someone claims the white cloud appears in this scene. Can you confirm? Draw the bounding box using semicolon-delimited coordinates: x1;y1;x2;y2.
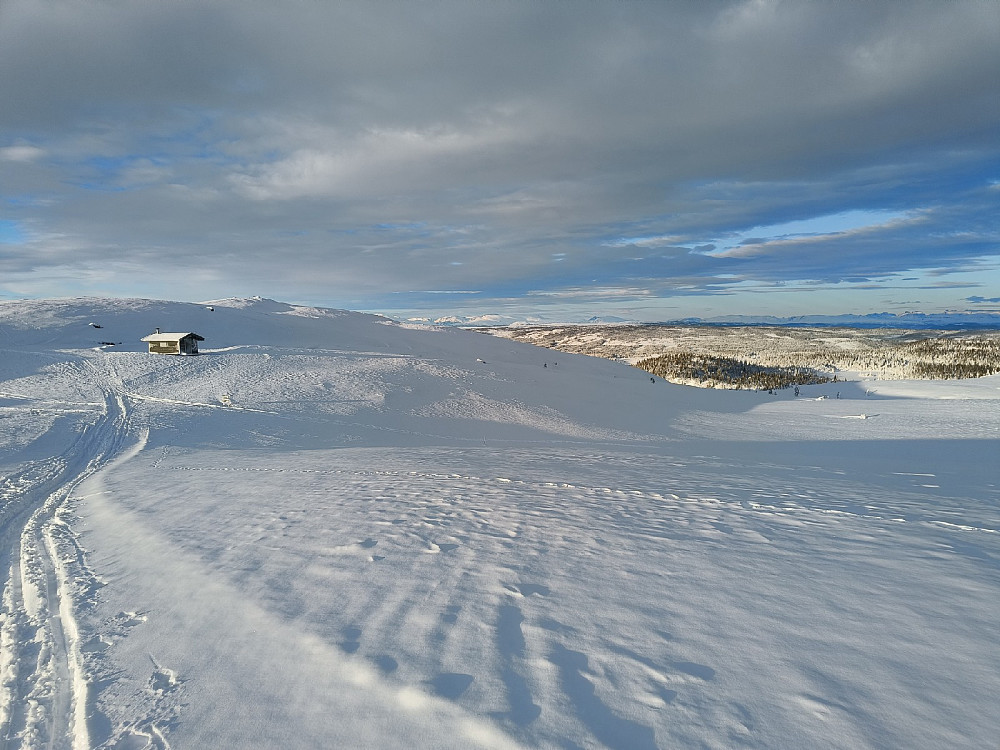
0;144;45;162
708;209;925;257
231;121;523;201
603;235;683;249
527;286;655;300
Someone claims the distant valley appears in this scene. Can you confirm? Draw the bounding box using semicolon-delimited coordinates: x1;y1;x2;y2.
479;324;1000;388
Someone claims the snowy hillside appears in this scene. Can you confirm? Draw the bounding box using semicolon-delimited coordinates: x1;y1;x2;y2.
484;323;1000;383
0;297;997;749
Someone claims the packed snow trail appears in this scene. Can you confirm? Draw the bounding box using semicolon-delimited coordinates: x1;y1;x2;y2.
0;357;136;750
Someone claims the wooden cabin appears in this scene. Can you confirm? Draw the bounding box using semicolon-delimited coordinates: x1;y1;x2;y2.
141;329;205;355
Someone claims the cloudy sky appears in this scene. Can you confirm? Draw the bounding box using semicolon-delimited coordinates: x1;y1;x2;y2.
2;1;998;321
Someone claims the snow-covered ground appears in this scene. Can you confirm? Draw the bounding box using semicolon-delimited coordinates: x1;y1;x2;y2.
483;322;1000;383
0;297;997;749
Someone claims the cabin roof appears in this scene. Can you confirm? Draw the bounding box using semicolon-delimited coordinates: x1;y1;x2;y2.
140;332;205;342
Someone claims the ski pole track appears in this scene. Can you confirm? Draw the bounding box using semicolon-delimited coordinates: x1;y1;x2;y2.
0;354;141;750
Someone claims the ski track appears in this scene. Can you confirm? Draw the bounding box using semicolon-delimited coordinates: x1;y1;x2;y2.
0;355;161;750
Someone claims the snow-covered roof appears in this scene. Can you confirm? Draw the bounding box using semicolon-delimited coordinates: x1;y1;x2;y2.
140;332;205;342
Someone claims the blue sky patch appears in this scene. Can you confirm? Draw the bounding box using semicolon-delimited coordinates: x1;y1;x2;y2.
0;220;27;244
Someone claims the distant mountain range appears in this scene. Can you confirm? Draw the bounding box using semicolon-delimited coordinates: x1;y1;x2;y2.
417;311;1000;330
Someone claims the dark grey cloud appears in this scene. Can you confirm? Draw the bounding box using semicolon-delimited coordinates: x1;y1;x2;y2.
1;0;998;318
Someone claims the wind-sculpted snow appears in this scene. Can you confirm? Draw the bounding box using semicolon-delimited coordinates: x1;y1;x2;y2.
0;297;998;748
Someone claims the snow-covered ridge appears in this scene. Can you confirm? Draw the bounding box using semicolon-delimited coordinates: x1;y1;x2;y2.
421;310;1000;329
0;296;379;352
697;310;1000;329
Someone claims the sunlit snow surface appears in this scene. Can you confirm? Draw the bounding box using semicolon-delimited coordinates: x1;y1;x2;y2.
0;297;997;749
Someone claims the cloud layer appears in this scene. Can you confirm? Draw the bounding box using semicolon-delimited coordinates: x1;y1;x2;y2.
2;0;998;319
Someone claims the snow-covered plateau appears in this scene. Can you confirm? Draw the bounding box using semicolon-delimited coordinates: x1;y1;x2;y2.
0;296;997;749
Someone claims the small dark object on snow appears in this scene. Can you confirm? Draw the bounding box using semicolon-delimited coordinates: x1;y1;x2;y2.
89;322;102;328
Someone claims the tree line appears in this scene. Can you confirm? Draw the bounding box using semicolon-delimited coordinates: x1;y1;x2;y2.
635;352;832;390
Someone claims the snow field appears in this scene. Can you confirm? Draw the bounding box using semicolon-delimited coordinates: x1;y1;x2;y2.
70;444;1000;749
0;297;997;748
